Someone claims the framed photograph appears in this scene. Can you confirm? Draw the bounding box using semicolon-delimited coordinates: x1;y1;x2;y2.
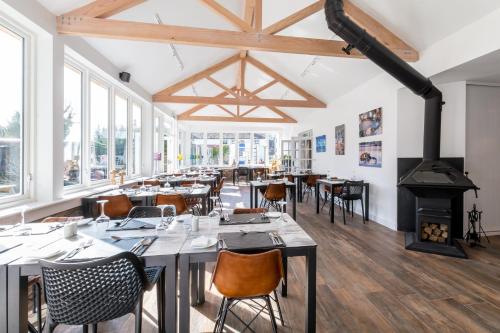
316;135;326;153
359;107;383;137
335;124;345;155
359;141;382;168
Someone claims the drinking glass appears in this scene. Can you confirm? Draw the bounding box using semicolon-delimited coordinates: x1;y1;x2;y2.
140;178;146;192
95;200;110;237
278;201;287;223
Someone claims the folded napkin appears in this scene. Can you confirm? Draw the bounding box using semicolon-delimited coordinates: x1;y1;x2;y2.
191;236;210;248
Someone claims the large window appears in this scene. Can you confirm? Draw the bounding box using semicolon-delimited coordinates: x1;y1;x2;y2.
89;80;109;181
114;94;128;172
238;133;251;165
131;103;141;175
206;133;220;165
0;24;25;199
190;133;204;165
252;133;267;165
63;64;82;187
222;133;236;166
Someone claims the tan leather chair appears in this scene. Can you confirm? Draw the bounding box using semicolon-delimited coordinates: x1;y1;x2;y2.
212;250;283;332
212;177;225;209
41;216;84;223
97;194;133;218
233;208;267;214
156;194;189;215
303;174;320;202
143;179;161;186
262;183;286;210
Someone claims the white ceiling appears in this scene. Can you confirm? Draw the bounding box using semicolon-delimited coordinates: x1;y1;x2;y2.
38;0;500;121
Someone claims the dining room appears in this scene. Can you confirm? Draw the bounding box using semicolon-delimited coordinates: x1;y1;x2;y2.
2;1;500;333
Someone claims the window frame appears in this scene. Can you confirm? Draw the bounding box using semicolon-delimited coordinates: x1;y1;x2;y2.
0;15;33;206
113;89;129;175
130;101;142;177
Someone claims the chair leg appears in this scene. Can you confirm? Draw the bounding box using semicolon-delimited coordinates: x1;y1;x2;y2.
83;325;89;333
213;297;225;333
91;324;98;333
34;282;42;333
156;272;165;332
273;290;285;326
134;295;143;333
218;298;231;333
351;201;354;218
265;296;278;333
342;200;346;225
46;312;57;333
360;198;366;224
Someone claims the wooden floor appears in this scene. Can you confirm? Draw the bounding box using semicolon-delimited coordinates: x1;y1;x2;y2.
34;183;500;332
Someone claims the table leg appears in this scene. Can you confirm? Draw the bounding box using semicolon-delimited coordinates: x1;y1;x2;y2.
179;255;190;333
7;266;28;333
365;184;370;221
201;196;207;215
297;177;303;203
330;193;335;223
254;187;259;209
292;186;297;221
233;169;236;186
281;255;288;297
164;256;177;333
250;184;254;208
305;247;317;333
315;183;320;214
198;263;205;304
0;265;7;333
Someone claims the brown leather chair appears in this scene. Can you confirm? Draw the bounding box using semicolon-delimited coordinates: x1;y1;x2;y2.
262;183;286;210
303;175;320;202
143;179;161;186
180;181;194;187
156;194;189;215
232;208;268;214
212;250;283;332
213;177;225;209
97;194;133;218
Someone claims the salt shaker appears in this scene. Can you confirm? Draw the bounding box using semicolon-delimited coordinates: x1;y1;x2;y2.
192;216;199;232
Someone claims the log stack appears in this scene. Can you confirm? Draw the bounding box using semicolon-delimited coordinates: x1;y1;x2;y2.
421;223;448;243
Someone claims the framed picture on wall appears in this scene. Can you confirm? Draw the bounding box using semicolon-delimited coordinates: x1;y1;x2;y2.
359;107;383;137
335;124;345;155
359;141;382;168
316;135;326;153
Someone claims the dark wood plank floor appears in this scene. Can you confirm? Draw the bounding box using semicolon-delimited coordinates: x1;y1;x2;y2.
33;183;500;332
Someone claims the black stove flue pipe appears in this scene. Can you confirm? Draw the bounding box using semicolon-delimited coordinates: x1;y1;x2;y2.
325;0;442;161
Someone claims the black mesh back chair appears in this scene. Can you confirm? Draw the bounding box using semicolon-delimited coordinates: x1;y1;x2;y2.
236;167;249;184
339;180;365;225
41;252;164;333
127;206;162;218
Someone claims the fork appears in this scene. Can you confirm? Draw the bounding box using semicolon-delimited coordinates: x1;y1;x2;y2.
65;239;94;259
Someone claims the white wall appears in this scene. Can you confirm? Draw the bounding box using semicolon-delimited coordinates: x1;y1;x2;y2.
292;75;400;229
397;81;467;158
464;84;500;235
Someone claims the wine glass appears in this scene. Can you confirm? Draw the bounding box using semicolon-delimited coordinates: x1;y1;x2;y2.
156;204;172;230
277;201;287;223
210;196;222;213
257;172;262;182
140;178;146;192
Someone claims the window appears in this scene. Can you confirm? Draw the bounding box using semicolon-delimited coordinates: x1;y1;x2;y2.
268;134;278;162
190;133;204;165
89;80;109;181
206;133;220;165
238;133;251;165
131;103;141;175
252;133;267;165
63;64;82;187
114;94;128;172
0;24;25;199
222;133;236;166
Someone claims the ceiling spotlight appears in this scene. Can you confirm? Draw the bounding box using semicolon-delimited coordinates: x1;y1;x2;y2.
155;13;185;71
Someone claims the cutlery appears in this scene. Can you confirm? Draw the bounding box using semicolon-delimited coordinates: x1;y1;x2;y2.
130;238;152;255
63;239;94;260
111;235;141;242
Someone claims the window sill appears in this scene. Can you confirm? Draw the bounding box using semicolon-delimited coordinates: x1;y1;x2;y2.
0;178;142;224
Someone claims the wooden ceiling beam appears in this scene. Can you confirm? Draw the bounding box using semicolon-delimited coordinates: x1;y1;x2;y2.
263;0;324;35
240;105;260;117
206;76;240;98
154;54;240;97
64;0;144;18
177;90;230;118
237;58;246;92
250;79;278;96
178;115;296;123
57;16;385;59
201;0;255;32
154;95;323;108
243;88;297;123
246;56;326;107
254;0;262;31
217;105;237;117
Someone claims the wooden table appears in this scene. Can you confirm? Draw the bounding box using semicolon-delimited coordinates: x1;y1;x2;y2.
249;180;297;220
315;179;370;223
177;214;317;333
81;186;212;217
5;218;188;333
232;166;268;185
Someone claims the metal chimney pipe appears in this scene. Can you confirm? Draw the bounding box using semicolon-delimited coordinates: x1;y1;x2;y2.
324;0;442;161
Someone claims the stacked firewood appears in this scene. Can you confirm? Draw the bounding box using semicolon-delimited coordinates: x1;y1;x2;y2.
421;223;448;243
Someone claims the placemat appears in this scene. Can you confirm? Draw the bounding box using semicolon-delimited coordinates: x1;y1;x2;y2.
0;224;63;237
217;231;284;251
106;219;156;231
102;236;158;256
219;214;271;226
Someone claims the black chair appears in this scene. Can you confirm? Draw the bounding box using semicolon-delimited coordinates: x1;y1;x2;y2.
127;206;162;218
236;167;249;184
41;252;164;333
337;181;365;224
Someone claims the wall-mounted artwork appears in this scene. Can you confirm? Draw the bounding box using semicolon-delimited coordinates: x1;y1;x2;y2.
359;141;382;168
335;124;345;155
359;107;383;137
316;135;326;153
